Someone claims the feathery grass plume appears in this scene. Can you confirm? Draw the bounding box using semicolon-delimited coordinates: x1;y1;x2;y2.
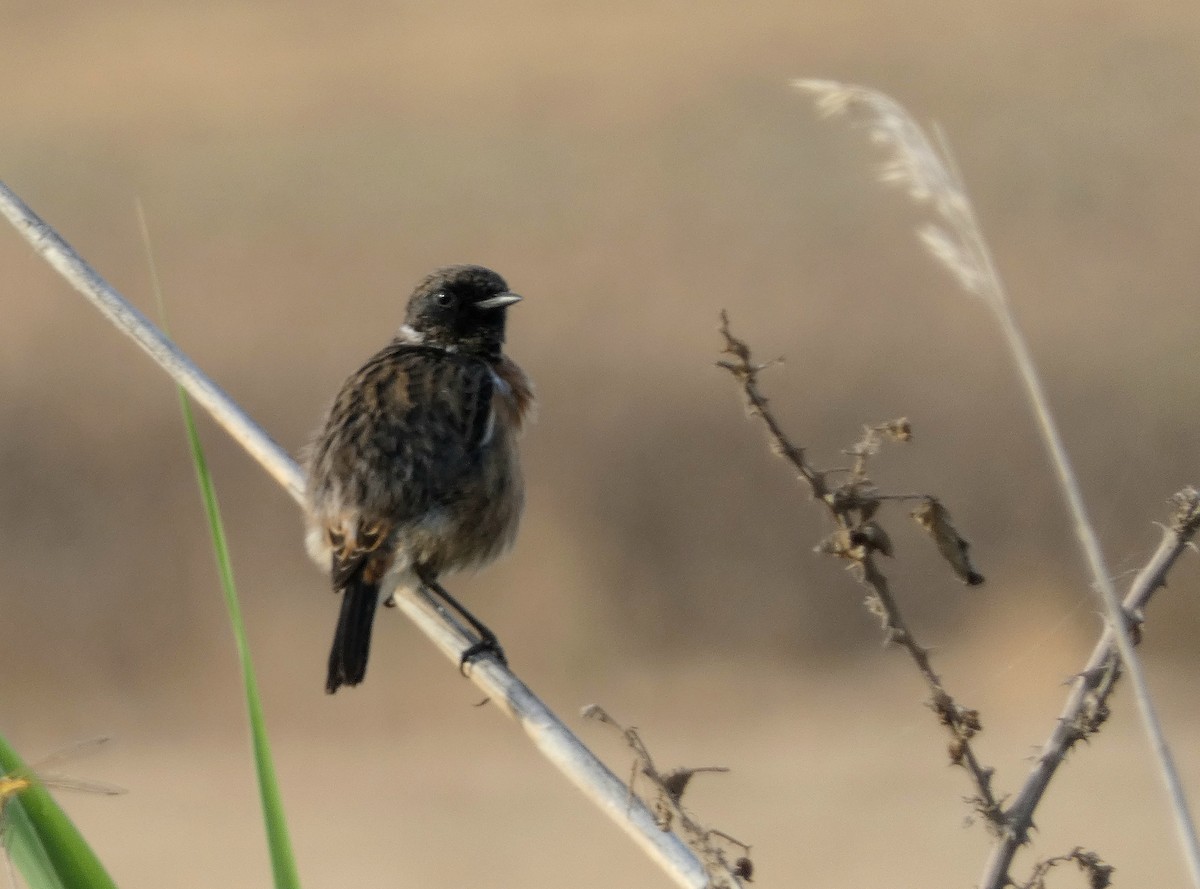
794;78;1200;887
793;79;998;302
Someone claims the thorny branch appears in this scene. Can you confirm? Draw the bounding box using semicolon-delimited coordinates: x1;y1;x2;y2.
717;311;1000;827
584;705;753;889
980;487;1200;888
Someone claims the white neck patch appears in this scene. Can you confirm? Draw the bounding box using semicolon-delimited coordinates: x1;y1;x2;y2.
396;324;424;343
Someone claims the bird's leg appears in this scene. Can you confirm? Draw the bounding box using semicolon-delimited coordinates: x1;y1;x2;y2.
414;565;507;671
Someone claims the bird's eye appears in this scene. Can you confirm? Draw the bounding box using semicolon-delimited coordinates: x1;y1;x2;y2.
434;292;454;308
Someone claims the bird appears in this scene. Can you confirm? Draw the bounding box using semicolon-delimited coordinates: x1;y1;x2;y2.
303;264;534;694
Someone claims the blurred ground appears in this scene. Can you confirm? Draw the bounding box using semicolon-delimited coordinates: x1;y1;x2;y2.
2;1;1200;887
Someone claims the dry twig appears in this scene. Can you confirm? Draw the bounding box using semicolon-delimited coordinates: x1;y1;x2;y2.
584;705;751;888
1016;847;1113;889
719;313;1200;885
718;313;1002;827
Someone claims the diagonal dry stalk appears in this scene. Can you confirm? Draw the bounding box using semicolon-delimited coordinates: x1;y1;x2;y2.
0;180;712;889
794;78;1200;886
717;313;1002;826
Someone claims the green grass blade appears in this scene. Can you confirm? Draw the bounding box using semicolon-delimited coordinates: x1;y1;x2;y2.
0;735;118;889
175;378;303;889
139;203;301;889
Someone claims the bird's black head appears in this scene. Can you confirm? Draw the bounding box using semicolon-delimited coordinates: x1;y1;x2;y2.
400;265;521;357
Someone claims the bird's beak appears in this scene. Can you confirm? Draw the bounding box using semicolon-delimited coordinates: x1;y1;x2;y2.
474;292;522;310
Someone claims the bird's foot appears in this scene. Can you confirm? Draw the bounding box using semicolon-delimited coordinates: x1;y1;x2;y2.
458;635;507;675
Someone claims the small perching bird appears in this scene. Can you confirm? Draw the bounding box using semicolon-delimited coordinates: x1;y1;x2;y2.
303;265;534;693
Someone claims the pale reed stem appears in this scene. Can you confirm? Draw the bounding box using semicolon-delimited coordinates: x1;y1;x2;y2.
0;179;717;889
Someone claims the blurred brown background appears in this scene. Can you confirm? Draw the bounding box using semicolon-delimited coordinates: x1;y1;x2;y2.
3;1;1199;886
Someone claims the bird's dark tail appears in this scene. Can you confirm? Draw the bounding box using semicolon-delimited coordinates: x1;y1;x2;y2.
326;574;379;693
